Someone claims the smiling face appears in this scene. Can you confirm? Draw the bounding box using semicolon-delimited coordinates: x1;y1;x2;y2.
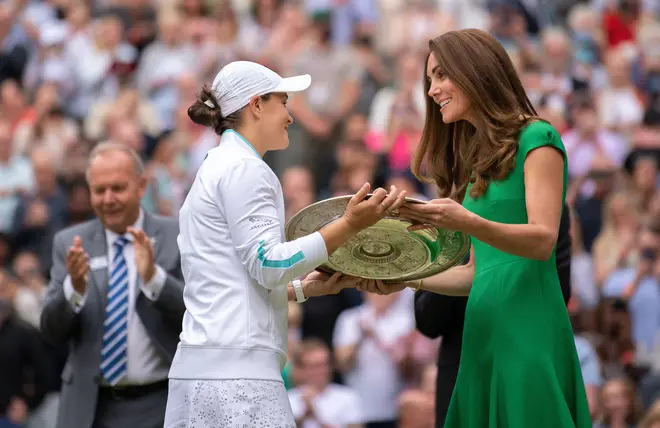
426;53;473;124
87;149;146;234
257;92;293;151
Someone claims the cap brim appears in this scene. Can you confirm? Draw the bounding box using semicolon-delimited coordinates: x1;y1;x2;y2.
273;74;312;93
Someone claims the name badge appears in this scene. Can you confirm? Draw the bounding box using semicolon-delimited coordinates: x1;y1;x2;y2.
89;256;108;271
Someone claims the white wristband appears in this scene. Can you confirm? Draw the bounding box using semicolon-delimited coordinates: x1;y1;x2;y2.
292;278;307;303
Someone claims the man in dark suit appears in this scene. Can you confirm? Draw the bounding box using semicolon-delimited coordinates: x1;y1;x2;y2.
415;203;572;426
40;143;186;428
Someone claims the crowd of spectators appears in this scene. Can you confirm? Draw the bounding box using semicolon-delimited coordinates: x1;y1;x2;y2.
2;0;660;426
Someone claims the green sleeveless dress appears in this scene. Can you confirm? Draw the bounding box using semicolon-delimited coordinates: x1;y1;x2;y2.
443;121;592;427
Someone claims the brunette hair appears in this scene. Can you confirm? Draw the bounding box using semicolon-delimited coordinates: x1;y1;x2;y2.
187;85;271;135
412;29;541;201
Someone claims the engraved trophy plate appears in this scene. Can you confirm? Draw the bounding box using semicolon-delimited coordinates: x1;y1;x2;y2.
284;195;471;283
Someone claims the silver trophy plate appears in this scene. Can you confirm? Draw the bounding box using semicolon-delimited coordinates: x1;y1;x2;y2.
284;195;471;283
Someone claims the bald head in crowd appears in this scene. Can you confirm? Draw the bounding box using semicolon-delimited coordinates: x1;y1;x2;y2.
86;142;146;234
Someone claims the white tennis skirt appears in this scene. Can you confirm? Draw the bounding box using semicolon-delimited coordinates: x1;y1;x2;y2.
163;379;296;428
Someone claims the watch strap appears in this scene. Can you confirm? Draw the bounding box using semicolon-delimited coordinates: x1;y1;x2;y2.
292;278;307;303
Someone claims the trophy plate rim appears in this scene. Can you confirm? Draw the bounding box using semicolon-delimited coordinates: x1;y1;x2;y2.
284;195;470;283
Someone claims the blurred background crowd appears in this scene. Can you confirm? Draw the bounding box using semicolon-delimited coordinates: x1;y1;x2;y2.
2;0;660;426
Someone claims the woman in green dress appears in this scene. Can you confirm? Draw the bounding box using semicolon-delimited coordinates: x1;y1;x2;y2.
360;29;592;427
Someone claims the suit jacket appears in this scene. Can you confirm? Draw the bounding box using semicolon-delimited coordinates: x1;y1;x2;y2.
40;211;185;428
415;203;571;427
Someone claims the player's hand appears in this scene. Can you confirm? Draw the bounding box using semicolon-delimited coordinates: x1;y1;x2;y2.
303;271;361;298
342;183;407;232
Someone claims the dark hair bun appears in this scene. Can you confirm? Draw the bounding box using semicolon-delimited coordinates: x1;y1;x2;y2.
188;86;221;128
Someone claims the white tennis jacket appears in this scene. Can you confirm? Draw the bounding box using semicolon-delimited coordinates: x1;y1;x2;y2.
169;130;328;381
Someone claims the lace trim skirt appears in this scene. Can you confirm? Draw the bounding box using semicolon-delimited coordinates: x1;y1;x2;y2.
164;379;296;428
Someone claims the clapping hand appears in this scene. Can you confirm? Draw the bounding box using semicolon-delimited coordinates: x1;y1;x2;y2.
398;198;474;232
128;227;156;283
301;386;321;421
66;236;89;294
359;318;375;338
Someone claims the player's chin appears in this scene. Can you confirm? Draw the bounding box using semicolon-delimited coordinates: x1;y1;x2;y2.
277;133;290;150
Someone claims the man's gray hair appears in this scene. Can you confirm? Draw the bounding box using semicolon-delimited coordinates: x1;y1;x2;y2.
85;141;145;182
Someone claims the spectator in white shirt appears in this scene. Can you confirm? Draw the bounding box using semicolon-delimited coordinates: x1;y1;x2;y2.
67;13;137;120
135;8;197;131
289;338;364;428
334;292;415;428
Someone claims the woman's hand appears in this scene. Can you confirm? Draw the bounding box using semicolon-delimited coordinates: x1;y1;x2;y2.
303;271;362;298
356;279;410;295
398;198;475;232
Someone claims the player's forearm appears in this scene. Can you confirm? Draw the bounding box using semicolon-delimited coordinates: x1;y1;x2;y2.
286;278;324;302
247;233;328;290
287;283;296;302
318;218;359;255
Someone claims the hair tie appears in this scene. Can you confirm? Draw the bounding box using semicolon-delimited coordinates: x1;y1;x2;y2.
204;100;215;108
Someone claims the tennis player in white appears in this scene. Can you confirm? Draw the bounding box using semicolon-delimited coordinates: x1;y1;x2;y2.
164;61;407;427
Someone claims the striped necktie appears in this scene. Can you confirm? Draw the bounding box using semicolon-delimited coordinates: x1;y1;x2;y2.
101;236;130;385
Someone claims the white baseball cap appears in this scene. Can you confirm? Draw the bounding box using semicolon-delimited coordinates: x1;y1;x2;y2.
208;61;312;116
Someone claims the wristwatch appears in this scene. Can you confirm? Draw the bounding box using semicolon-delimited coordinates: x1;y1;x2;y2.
292;278;307;303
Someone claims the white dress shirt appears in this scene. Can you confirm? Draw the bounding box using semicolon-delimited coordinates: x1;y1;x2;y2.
63;209;170;386
333;303;415;422
288;383;364;428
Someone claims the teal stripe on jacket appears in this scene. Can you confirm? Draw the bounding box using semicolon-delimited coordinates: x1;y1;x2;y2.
258;240;305;268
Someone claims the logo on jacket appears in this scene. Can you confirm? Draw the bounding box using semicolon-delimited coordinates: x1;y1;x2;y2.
248;216;274;231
